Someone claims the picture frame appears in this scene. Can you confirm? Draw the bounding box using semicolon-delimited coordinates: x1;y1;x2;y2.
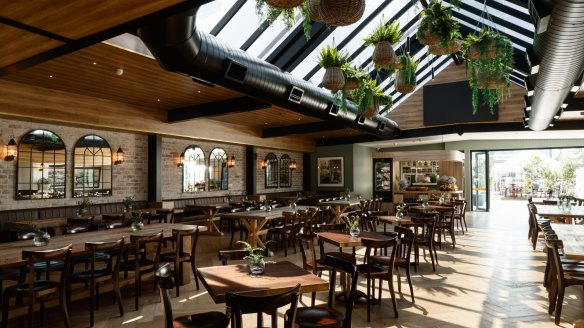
317;157;344;187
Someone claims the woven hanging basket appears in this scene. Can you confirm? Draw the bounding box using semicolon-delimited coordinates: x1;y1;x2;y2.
322;67;346;91
389;58;403;70
307;0;323;22
319;0;365;27
395;73;416;94
344;77;361;91
360;99;380;119
372;41;397;69
428;40;461;56
470;68;506;89
417;29;442;46
266;0;304;8
466;40;504;61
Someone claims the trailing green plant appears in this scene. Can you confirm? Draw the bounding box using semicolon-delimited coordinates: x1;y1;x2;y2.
337;62;368;113
237;240;276;263
255;1;312;40
350;78;393;116
397;54;419;85
461;28;514;114
363;20;403;46
317;45;349;68
16;223;48;239
130;212;143;225
417;0;461;50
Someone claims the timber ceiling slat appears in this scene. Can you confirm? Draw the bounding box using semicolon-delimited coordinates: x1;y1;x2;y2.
0;24;63;68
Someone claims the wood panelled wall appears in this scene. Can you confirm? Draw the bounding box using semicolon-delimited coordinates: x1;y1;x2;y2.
387;64;526;130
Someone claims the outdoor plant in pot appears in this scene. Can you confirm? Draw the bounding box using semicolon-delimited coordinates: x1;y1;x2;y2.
364;20;403;69
122;195;134;213
76;198;93;217
416;0;461;55
237;240;275;275
461;28;514;114
318;45;349;91
255;0;313;40
395;54;419;94
130;212;144;232
350;78;393;118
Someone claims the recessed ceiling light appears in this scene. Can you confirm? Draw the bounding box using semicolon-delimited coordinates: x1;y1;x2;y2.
157;98;161;102
297;118;301;121
264;122;268;125
92;62;97;65
197;90;201;93
49;75;53;78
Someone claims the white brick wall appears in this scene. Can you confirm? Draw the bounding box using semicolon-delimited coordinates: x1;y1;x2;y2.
256;148;303;194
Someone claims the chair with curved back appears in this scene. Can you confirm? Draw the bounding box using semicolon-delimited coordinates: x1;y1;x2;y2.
102;214;126;229
297;231;330;306
2;244;72;328
452;200;467;233
435;205;456;249
287;255;359;328
411;217;438;272
156;263;228;328
267;211;297;256
527;203;551;250
226;283;300;328
159;227;200;297
120;230;163;310
66;216;96;234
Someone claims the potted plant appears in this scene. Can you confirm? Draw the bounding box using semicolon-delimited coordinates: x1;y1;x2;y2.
237;240;275;275
416;0;461;55
350;78;393;118
344;215;360;237
364;20;403;69
262;199;272;212
461;28;514;114
18;224;51;247
395;54;419;94
308;0;366;27
77;198;93;217
255;1;313;40
317;45;349;91
395;204;406;219
225;192;233;204
437;176;457;191
122;196;134;213
130;212;144;232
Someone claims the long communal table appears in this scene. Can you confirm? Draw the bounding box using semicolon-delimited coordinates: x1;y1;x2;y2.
318;199;361;224
552;223;584;260
536;205;584;224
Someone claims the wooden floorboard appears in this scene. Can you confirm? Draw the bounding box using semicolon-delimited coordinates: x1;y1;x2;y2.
3;197;583;327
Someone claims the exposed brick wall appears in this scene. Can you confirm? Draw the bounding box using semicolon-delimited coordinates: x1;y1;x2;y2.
256;148;303;194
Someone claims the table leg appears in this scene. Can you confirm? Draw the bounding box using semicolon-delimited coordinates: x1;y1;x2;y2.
240;218;268;247
332;205;351;224
199;208;223;236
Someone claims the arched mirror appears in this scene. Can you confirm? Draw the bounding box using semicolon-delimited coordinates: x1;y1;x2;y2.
73;135;112;198
279;154;292;188
209;148;228;191
183;145;206;192
17;129;66;200
265;152;278;188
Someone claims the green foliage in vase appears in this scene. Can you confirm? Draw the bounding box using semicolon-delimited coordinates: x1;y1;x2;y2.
417;0;461;50
255;1;312;40
237;240;276;263
130;212;143;225
317;45;349;68
17;223;48;239
397;54;419;85
461;28;514;114
122;196;134;209
344;215;360;229
77;198;93;212
363;20;403;46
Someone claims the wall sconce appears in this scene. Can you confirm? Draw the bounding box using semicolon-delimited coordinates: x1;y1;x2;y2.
114;147;125;165
261;160;267;169
227;155;235;168
177;152;184;168
289;160;297;171
4;137;17;161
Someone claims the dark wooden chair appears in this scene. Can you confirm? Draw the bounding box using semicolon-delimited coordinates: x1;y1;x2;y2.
102;213;126;229
156;263;228;328
68;238;124;327
218;249;248;265
16;231;64;280
412;217;438;272
66;216;96;234
267;211;297;256
226;283;300;328
1;244;72;328
297;232;330;306
228;207;250;249
287;255;359;328
357;238;398;321
120;231;163;310
434;206;456;249
0;269;20;309
452;200;468;233
159;227;200;296
528;203;551;250
546;239;584;325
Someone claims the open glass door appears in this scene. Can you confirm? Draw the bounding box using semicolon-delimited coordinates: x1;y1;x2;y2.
471;151;489;211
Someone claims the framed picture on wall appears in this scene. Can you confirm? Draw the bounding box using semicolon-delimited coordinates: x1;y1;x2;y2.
317;157;344;187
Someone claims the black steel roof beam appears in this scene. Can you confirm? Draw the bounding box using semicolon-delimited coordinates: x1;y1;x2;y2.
452;11;531;49
209;0;246;36
167;96;272;123
0;17;73;43
240;21;271;51
262;121;347;138
446;0;531;23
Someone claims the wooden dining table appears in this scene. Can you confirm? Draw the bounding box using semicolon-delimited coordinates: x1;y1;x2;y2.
551;223;584;260
317;230;397;258
221;206;308;247
197;260;329;303
318;199;361;224
0;223;205;285
187;203;230;236
536;205;584;224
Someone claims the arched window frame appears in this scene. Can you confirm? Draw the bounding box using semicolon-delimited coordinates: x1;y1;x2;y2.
279;154;292;188
209;148;228;191
182;145;206;192
264;152;278;189
72;134;112;198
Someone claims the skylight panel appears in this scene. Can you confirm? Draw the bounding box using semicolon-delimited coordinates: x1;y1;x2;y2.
197;1;234;33
215;1;258;49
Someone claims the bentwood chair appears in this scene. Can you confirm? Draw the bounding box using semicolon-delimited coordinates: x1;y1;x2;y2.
412;217;438;272
287;255;359;328
2;244;72;328
527;203;551;250
297;232;330;306
156;263;228;328
159;227;200;296
226;283;300;328
120;231;163;310
68;239;124;327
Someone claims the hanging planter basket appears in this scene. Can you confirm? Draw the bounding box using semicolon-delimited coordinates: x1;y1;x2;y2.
360;99;380;119
318;0;366;26
266;0;304;9
395;73;416;94
372;41;397;69
428;40;461;56
344;77;361;91
465;40;506;61
389;58;403;70
417;29;442;46
307;0;323;22
322;67;346;91
470;67;507;89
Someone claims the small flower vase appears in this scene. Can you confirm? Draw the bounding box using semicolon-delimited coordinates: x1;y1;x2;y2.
396;211;404;219
123;206;132;213
349;226;360;237
422;200;429;208
439;196;445;204
249;259;265;275
131;222;144;232
33;233;50;247
290;203;297;210
264;205;272;212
